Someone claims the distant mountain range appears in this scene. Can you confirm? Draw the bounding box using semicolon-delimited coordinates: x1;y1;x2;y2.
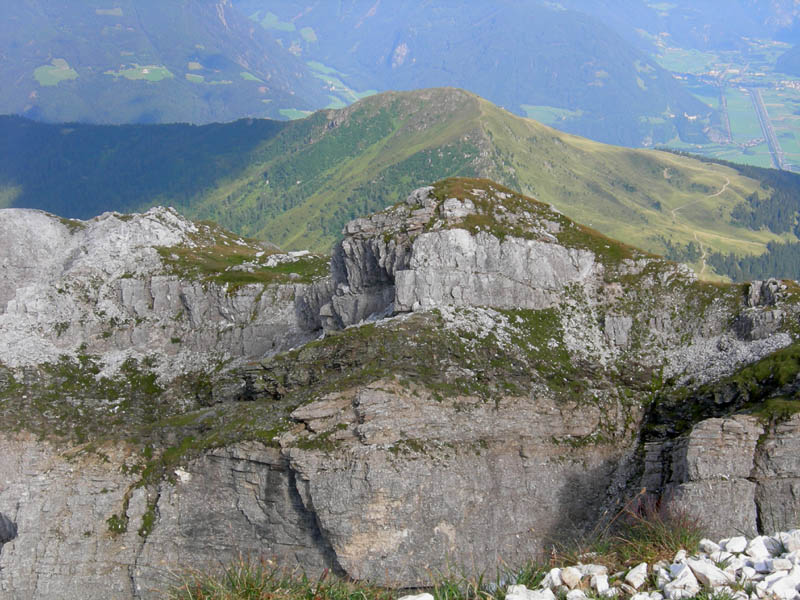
2;0;750;147
4;87;800;281
0;0;328;124
236;0;716;146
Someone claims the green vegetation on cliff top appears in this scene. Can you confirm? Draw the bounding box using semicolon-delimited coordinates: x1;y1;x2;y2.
156;220;329;289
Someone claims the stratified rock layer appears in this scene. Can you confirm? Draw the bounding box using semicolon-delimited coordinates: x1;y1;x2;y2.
1;180;800;598
0;207;323;376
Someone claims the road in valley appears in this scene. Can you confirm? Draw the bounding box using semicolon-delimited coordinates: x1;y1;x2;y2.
746;87;787;170
719;88;732;143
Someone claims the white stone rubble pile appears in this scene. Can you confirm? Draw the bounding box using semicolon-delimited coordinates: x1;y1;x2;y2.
399;530;800;600
229;249;311;273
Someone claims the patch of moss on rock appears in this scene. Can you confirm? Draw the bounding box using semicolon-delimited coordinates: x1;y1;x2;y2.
644;342;800;441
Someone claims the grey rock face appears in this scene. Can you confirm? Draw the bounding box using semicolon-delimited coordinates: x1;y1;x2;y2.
320;187;430;329
0;434;147;599
0;435;340;600
643;414;800;539
0;207;324;379
134;443;341;597
747;279;783;308
283;381;638;586
394;230;597;312
0;513;17;560
325;185;600;328
0;514;16;544
754;414;800;533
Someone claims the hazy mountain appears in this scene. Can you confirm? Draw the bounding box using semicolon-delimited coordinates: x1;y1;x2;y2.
0;0;327;124
559;0;800;50
4;87;799;281
235;0;715;147
777;43;800;75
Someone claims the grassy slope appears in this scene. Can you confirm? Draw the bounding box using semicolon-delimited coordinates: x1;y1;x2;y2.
476;98;780;270
192;89;785;267
3;88;796;276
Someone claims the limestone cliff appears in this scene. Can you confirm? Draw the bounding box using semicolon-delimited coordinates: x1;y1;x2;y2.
0;207;327;376
1;180;800;598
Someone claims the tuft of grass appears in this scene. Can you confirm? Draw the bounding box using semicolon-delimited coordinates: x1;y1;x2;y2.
556;493;703;570
168;560;394;600
751;397;800;424
168;557;550;600
609;500;702;566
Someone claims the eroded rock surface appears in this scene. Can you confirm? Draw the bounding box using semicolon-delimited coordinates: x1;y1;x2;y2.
281;380;638;585
643;413;800;539
0;207;324;378
2;180;800;598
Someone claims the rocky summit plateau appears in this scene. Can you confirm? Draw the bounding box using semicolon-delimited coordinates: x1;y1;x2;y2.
0;177;799;599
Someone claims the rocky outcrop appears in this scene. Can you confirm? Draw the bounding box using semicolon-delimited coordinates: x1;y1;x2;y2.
323;185;599;329
134;443;341;596
642;413;800;540
322;182;792;386
394;230;597;312
280;380;639;585
755;415;800;533
642;416;763;538
0;434;145;599
0;436;340;599
319;187;430;329
0;207;326;379
2;180;800;598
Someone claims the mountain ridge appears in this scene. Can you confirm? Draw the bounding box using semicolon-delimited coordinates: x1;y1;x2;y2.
4;88;800;279
237;0;717;146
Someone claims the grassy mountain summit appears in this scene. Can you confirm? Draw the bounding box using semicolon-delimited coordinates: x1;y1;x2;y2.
3;88;800;278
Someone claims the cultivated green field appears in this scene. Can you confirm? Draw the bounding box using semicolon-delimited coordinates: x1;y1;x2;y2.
307;61;378;108
104;64;173;82
299;27;317;42
657;39;796;170
655;48;718;74
33;59;78;86
726;88;764;140
279;108;313;120
253;10;295;31
666;86;773;168
762;88;800;170
520;105;584;126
